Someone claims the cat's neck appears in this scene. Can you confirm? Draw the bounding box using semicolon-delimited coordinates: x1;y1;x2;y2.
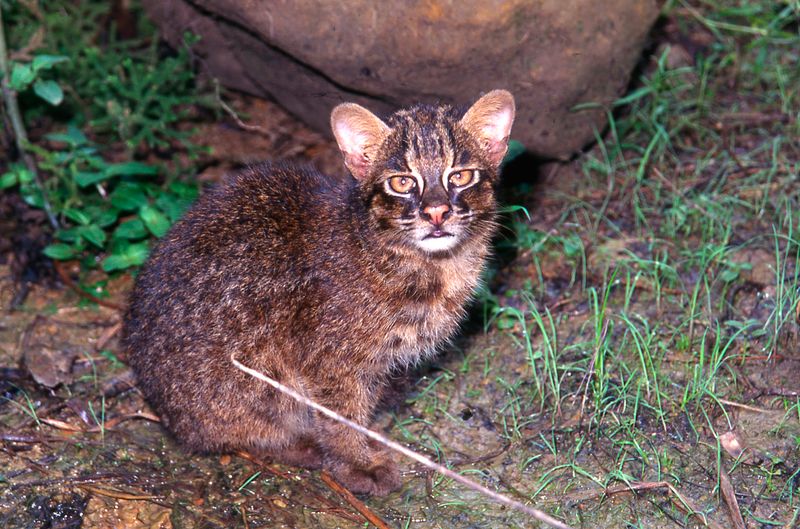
371;229;491;303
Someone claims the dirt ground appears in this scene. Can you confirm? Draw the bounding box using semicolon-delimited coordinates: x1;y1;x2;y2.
2;11;800;529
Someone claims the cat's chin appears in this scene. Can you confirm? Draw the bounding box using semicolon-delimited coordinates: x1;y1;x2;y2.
415;234;460;254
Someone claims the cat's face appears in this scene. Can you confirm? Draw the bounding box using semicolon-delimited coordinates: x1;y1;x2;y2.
363;106;497;253
332;91;515;256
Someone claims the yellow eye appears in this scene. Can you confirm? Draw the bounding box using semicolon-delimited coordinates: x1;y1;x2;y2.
388;175;417;194
449;169;477;188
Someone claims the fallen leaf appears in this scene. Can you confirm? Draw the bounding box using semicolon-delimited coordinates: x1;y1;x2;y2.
719;431;745;459
41;418;84;432
23;345;79;387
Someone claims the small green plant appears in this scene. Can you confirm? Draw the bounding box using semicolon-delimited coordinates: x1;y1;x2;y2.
587;272;615;413
1;1;204;274
3;52;68;106
22;126;198;271
3;124;198;271
1;386;41;426
71;32;203;152
88;395;106;443
507;213;586;295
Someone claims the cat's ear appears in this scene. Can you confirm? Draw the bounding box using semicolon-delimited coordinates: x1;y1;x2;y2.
460;90;516;167
331;103;390;180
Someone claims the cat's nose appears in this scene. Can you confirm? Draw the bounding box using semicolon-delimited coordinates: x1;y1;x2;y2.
422;204;451;226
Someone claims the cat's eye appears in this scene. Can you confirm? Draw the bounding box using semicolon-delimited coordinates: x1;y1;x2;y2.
387;176;417;194
449;169;478;188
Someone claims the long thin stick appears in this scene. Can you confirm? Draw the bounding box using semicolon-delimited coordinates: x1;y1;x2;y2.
231;355;575;529
319;470;392;529
0;6;59;229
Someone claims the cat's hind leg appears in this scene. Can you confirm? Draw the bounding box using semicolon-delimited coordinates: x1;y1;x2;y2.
314;381;402;496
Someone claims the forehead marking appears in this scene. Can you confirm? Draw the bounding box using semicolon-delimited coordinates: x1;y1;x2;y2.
403;148;425;195
393;109;464;198
441;123;455;185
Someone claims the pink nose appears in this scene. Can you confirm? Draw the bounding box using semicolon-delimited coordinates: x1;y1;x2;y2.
423;204;450;226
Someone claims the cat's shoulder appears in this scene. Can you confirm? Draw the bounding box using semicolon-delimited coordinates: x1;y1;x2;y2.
224;162;347;198
179;162;351;228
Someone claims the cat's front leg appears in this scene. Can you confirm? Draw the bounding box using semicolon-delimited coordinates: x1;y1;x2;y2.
315;381;402;496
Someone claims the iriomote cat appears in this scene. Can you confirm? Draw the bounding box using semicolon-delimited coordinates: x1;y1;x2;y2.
122;90;515;495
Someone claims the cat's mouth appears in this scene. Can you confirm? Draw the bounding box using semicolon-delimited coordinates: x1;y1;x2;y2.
425;229;453;239
415;228;460;253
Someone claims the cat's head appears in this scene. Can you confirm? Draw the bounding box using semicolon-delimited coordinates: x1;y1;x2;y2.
331;91;515;255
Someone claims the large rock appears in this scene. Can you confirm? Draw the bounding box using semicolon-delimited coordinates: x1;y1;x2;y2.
144;0;660;159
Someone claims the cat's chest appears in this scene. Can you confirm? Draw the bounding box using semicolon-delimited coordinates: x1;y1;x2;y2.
375;254;484;362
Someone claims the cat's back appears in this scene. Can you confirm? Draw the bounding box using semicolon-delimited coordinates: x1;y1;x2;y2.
146;163;352;275
124;163;357;338
177;163;349;252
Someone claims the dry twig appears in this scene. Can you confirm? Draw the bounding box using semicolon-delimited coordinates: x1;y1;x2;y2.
214;79;275;138
79;484;164;502
0;7;59;229
559;481;725;529
234;450;374;525
40;411;159;434
320;471;391;529
95;322;123;351
718;398;771;414
54;261;124;311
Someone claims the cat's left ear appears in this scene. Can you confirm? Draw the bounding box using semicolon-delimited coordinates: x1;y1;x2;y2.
460;90;516;167
331;103;390;180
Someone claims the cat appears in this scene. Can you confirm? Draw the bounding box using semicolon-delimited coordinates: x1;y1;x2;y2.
121;90;515;496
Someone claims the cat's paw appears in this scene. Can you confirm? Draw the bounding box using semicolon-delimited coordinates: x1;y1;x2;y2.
329;456;402;496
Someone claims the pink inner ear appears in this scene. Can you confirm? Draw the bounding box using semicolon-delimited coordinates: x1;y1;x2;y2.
484;107;514;144
481;108;513;165
333;121;374;179
334;121;367;157
486;138;508;161
461;92;515;166
344;152;370;179
331;102;390;180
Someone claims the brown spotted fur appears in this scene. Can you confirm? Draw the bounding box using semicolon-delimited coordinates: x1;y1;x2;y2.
122;91;514;496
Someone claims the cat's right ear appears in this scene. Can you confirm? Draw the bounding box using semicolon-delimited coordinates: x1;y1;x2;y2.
331;103;390;180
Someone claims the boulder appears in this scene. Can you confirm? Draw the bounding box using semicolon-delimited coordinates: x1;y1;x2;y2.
144;0;660;159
